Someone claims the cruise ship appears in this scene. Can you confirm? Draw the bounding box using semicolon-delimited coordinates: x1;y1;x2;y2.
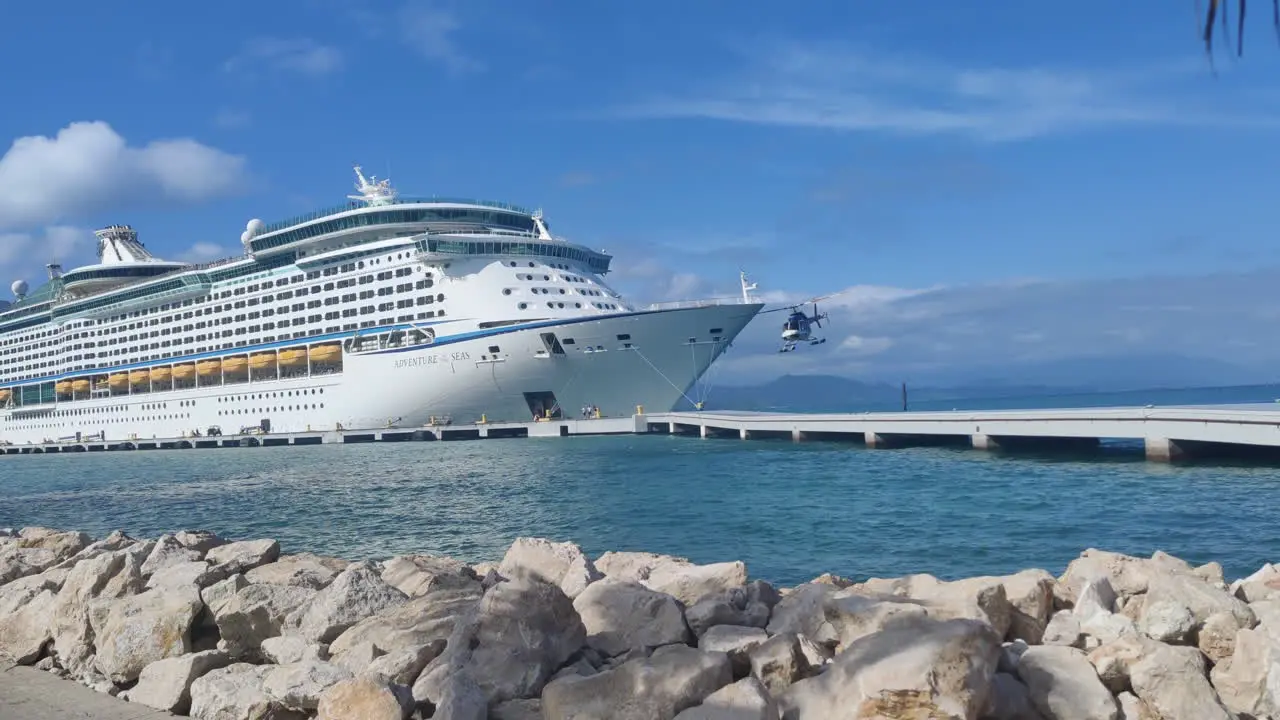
0;168;763;445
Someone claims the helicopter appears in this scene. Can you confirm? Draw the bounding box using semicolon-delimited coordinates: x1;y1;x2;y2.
760;296;835;353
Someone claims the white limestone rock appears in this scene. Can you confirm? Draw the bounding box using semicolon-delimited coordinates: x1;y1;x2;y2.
146;560;226;590
542;644;733;720
673;676;779;720
1142;571;1255;634
1210;626;1280;718
140;534;204;577
572;578;691;657
288;562;407;644
48;549;127;675
260;635;326;664
1075;577;1119;620
1130;642;1233;720
379;553;480;596
1017;645;1120;720
262;660;354;711
777;617;1001;719
1137;600;1195;644
0;546;60;584
127;649;232;714
491;698;543;720
1041;610;1085;647
332;640;383;674
764;583;838;640
329;586;480;656
245;552;349;589
0;588;56;664
316;675;414;720
94;585;203;684
748;632;823;695
1087;634;1158;695
189;663;307;720
204;538;280;575
363;641;445;685
214;582;318;658
0;567;66;615
174;530;227;554
1197;610;1241;662
699;625;768;678
499;537;603;599
684;581;778;636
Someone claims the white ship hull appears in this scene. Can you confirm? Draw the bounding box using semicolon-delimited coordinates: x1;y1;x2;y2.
0;303;760;445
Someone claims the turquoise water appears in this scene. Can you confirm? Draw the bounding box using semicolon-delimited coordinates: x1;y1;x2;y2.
3;412;1279;586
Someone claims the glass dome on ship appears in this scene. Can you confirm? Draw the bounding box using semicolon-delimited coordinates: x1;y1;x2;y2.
0;166;763;444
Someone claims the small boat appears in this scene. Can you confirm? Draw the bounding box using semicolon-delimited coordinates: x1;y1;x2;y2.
129;369;150;386
0;388;9;403
172;364;195;380
223;356;248;374
278;348;308;367
109;373;129;389
72;379;91;393
196;359;222;376
151;366;172;383
249;352;277;369
55;380;73;394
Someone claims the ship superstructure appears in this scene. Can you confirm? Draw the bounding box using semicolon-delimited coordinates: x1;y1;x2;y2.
0;167;761;444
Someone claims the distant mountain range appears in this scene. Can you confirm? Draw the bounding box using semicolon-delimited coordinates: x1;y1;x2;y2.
700;354;1279;413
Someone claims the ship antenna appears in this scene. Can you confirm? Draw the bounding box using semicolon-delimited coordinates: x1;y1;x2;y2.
348;163;397;207
740;269;758;304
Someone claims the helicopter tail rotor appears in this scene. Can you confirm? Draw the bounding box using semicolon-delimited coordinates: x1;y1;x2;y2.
812;302;823;328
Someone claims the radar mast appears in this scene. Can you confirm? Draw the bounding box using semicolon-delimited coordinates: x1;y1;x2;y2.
349;164;397;207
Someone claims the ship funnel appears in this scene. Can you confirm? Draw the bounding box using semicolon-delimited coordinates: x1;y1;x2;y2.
46;263;63;280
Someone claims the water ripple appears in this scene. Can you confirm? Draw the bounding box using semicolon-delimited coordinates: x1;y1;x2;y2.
2;436;1279;585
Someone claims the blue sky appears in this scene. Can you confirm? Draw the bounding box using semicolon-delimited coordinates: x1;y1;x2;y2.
3;0;1280;386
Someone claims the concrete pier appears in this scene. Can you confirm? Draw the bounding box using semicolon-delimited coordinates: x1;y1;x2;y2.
5;403;1280;465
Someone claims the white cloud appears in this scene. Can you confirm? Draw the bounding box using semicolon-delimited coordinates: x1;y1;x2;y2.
179;242;231;263
616;43;1280;141
0;226;95;291
224;38;343;76
398;2;482;73
0;121;246;231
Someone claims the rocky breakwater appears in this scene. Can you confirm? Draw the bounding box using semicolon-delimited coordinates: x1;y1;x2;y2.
3;528;1280;720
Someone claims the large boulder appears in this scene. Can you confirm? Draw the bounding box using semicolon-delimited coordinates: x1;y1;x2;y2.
596;551;748;606
140;534;204;577
246;553;349;589
0;568;65;615
13;527;91;559
748;633;822;695
189;663;307;720
94;585;204;683
127;649;233;714
684;581;779;636
0;588;56;663
0;545;61;584
316;675;414;720
777;617;1000;719
673;676;779;720
174;530;227;554
260;635;326;665
412;575;585;706
262;660;354;711
1058;549;1163;604
364;641;445;686
699;625;768;678
380;553;480;597
48;549;127;674
1137;601;1195;644
765;583;840;640
573;578;691;657
542;644;733;720
1130;643;1233;720
1232;563;1280;603
329;585;480;656
1211;626;1280;718
1002;569;1057;644
1141;572;1255;637
1017;645;1119;720
287;561;407;643
205;538;280;575
853;573;1014;639
1086;635;1158;695
983;672;1045;720
499;537;602;599
214;583;318;658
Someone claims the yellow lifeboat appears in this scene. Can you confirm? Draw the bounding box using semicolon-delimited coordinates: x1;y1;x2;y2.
129;369;150;386
197;359;221;376
173;364;195;380
0;388;9;403
72;379;91;393
151;366;172;383
109;373;129;390
309;344;343;363
249;352;277;369
55;380;73;394
223;356;248;374
278;348;308;367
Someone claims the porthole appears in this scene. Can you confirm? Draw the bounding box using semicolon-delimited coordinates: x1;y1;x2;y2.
502;289;512;296
518;303;528;310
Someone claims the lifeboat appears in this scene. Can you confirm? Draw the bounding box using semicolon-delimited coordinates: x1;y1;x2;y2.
197;359;222;376
173;364;195;380
223;356;248;374
309;344;343;363
278;348;308;367
129;369;150;386
151;366;172;383
109;373;129;390
55;380;73;394
0;388;9;403
249;352;277;369
72;379;91;393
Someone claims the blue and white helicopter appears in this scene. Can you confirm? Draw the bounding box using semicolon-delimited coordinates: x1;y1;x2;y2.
761;295;836;353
